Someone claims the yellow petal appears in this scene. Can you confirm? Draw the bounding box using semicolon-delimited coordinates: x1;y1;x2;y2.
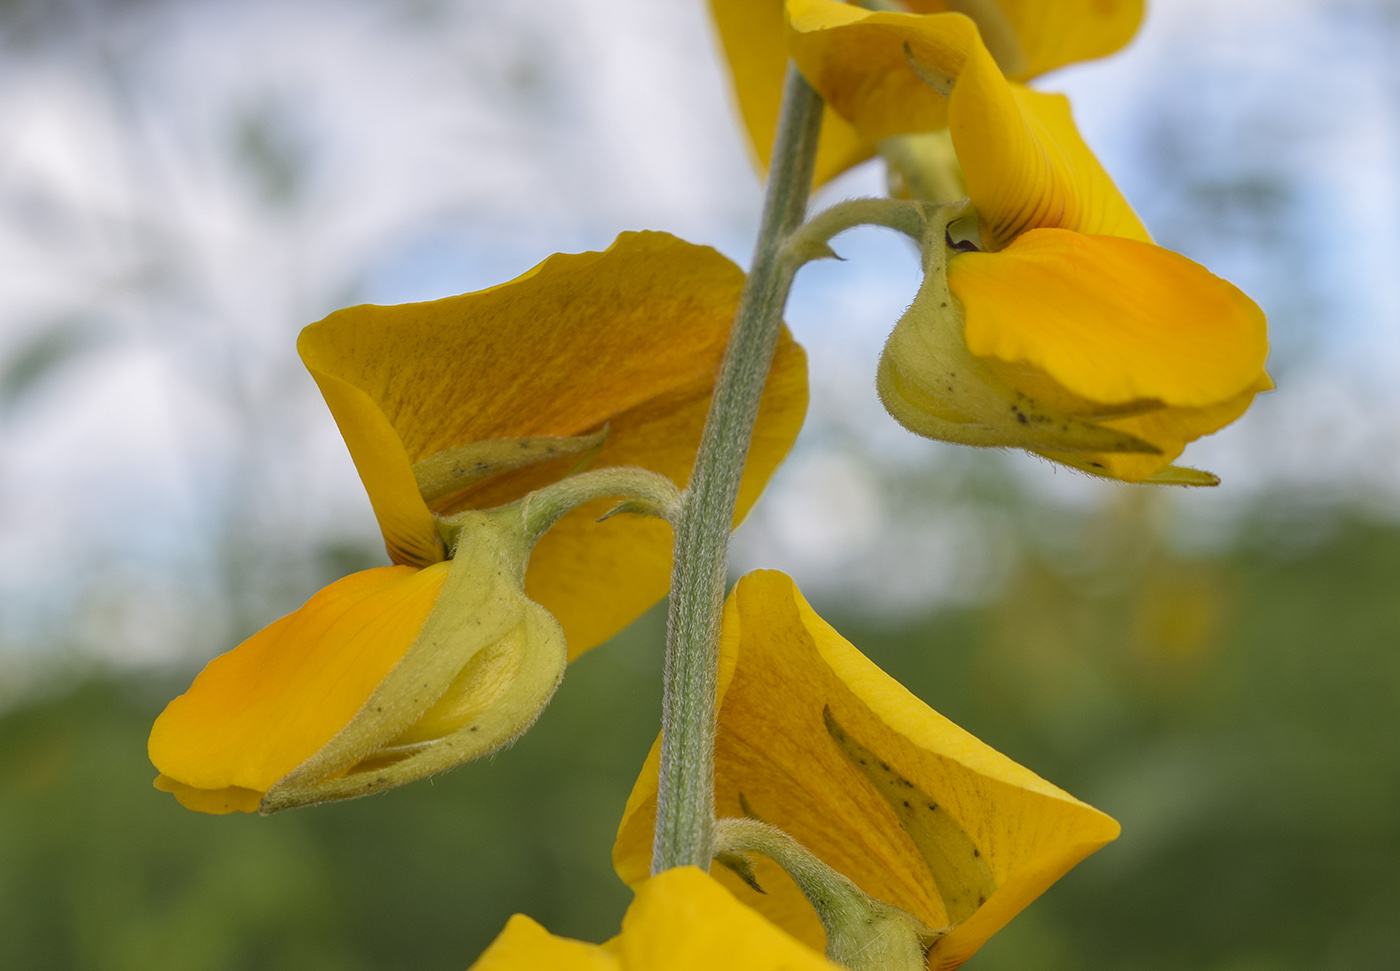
300;231;808;657
784;0;970;143
952;229;1270;409
615;867;842;971
876;227;1169;458
950;42;1149;247
615;571;1119;970
469;869;840;970
302;366;446;568
148;564;449;803
709;0;876;186
469;914;621;971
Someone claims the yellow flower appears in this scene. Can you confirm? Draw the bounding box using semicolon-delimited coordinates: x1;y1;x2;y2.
709;0;1144;186
614;571;1119;970
148;232;809;814
303;230;807;655
470;866;843;970
786;0;1271;482
152;510;568;814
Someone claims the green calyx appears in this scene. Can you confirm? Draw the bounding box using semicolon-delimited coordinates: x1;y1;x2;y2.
712;817;930;971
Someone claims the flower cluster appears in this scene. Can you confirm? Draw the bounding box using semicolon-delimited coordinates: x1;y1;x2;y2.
149;1;1269;968
150;232;809;812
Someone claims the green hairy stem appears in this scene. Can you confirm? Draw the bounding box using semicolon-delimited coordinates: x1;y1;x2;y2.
650;65;823;873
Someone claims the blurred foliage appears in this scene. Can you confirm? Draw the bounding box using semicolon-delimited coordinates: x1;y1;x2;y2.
2;505;1398;970
0;318;103;413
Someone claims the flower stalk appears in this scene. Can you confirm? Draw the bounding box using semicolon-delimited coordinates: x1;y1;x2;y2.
651;64;824;873
713;817;929;971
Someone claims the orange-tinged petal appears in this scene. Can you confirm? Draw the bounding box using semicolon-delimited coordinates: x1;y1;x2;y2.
300;231;808;657
615;571;1119;970
952;229;1270;409
148;564;448;798
709;0;875;186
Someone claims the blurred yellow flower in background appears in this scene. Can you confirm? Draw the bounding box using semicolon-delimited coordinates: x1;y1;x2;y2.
614;571;1119;970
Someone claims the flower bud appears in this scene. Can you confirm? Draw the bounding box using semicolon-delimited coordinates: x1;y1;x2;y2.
876;214;1168;462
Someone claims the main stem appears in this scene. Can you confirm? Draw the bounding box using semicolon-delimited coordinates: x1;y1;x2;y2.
651;66;824;873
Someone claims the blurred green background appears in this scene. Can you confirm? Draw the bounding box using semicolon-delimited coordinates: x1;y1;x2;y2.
4;497;1398;970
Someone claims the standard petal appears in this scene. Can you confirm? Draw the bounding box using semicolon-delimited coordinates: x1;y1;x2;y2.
710;0;876;186
615;571;1119;970
148;564;448;804
298;232;740;566
300;231;808;657
951;229;1270;409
